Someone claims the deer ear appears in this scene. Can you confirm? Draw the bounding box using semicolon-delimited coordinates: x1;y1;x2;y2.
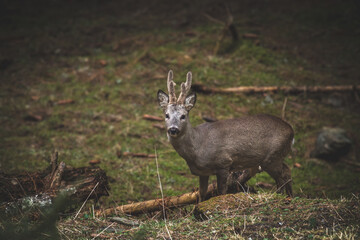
185;92;196;111
157;90;169;111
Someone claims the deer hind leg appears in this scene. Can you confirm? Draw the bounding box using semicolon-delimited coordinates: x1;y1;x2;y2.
281;163;293;197
263;161;293;197
216;169;230;195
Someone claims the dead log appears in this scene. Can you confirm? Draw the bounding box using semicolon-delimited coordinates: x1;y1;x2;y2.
0;152;109;213
192;83;360;95
96;172;249;216
143;114;163;122
98;191;200;216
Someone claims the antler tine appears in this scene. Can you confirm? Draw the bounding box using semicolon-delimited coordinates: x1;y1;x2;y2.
167;70;177;104
177;71;192;104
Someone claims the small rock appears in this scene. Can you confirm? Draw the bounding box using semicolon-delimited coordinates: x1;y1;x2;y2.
323;94;343;108
261;95;274;106
310;127;352;161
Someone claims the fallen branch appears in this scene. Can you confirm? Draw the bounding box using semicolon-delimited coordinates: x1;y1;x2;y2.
143;114;163;121
56;99;75;105
243;33;259;39
122;152;156;158
192;83;360;94
97;191;200;216
96;172;248;216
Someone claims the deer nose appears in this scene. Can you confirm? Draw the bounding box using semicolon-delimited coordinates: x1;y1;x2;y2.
168;127;180;135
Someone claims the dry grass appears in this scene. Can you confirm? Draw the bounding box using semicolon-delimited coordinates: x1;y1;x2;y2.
56;192;360;239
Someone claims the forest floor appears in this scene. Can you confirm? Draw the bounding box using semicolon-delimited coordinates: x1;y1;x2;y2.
1;0;360;239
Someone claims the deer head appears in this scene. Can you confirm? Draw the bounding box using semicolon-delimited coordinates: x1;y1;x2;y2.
157;70;196;138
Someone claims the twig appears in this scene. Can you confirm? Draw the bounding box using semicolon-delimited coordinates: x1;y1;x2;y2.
46;151;59;189
225;4;238;41
122;152;156;158
14;178;27;196
281;97;288;120
155;148;173;240
91;222;115;240
128;49;149;67
49;161;65;189
26;171;38;193
202;13;224;25
327;201;344;221
74;182;99;219
203;4;239;55
50;151;59;176
57;227;71;240
354;91;360;103
342;159;360;168
56;99;75;105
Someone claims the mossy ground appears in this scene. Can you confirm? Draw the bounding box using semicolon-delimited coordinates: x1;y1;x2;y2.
1;0;360;239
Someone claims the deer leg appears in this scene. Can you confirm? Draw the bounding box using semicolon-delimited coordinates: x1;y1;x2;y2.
199;176;209;202
282;163;293;197
216;169;229;195
263;162;293;197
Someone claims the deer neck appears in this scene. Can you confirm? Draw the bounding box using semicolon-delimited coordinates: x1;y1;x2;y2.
169;120;197;164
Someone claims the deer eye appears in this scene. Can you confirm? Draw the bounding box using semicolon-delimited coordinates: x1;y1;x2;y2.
165;114;170;119
180;115;186;120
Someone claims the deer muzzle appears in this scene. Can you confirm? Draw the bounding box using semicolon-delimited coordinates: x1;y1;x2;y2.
168;127;180;136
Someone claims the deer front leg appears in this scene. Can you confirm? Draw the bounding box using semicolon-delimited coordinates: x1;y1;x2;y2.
199;176;209;202
216;169;230;195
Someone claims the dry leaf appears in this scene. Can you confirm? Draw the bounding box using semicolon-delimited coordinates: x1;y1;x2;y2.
56;99;75;105
294;162;302;168
99;59;107;66
89;159;101;165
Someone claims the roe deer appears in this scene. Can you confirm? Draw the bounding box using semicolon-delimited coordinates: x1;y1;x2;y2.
157;70;294;201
